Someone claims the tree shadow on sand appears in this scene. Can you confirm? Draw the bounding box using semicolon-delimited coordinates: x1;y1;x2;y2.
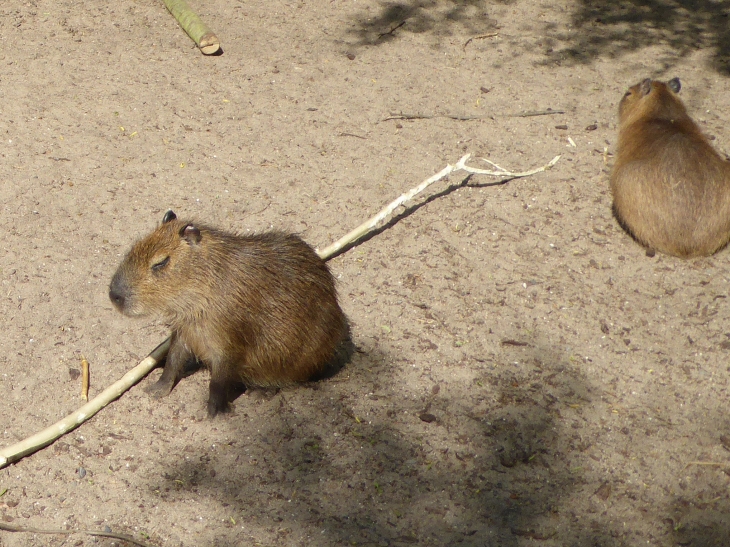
669;463;730;545
154;337;625;546
346;0;499;46
346;0;730;74
542;0;730;74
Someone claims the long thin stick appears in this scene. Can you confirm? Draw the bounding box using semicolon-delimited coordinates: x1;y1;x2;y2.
162;0;221;55
0;152;559;470
384;110;565;121
0;521;155;547
0;339;170;468
317;153;560;258
385;113;491;121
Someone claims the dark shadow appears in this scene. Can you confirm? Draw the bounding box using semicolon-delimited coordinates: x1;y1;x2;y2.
542;0;730;74
308;327;356;381
347;0;498;46
670;480;730;544
346;0;730;74
155;336;623;545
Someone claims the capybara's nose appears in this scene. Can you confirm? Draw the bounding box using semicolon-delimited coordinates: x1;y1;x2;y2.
108;274;128;310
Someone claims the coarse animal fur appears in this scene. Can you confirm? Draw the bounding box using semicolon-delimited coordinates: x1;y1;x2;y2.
109;211;351;416
610;77;730;257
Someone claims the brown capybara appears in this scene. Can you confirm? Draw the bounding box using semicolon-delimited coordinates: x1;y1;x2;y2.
610;77;730;257
109;210;351;416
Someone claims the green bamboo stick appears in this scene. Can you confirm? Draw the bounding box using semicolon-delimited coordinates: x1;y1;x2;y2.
162;0;221;55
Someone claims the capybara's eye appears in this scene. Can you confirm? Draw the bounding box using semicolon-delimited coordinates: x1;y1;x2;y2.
151;256;170;272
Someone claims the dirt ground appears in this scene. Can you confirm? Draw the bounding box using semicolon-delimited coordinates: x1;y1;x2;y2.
2;0;730;546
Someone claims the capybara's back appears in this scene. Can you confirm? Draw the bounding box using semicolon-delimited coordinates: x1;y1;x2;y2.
610;77;730;257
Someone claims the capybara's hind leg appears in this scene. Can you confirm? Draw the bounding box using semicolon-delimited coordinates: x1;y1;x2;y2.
207;365;246;417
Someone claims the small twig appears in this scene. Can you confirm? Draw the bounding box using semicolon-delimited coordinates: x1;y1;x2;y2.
317;153;560;258
465;154;561;177
463;32;499;50
503;110;566;118
384;113;435;121
602;146;611;165
684;461;730;469
80;355;89;401
377;20;406;39
384;112;491;122
0;521;155;547
338;132;368;140
480;158;507;171
384;110;565;121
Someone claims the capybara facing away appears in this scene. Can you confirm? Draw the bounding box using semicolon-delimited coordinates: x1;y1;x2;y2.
109;211;351;416
610;77;730;258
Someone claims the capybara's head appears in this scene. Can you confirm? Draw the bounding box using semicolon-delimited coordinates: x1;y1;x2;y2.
618;77;685;126
109;210;204;318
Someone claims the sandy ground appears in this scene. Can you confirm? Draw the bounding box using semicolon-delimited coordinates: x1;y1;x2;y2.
2;0;730;546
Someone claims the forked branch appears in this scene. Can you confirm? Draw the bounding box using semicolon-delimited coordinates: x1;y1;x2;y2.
318;153;560;258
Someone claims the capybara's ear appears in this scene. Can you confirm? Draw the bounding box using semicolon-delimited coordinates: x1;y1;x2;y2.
162;210;177;224
181;224;202;245
668;77;681;94
639;79;653;97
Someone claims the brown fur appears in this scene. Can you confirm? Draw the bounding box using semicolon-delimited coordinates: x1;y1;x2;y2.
610;77;730;258
109;211;351;416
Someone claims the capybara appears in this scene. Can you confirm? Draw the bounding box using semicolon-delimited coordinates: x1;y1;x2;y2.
109;210;351;416
610;77;730;257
